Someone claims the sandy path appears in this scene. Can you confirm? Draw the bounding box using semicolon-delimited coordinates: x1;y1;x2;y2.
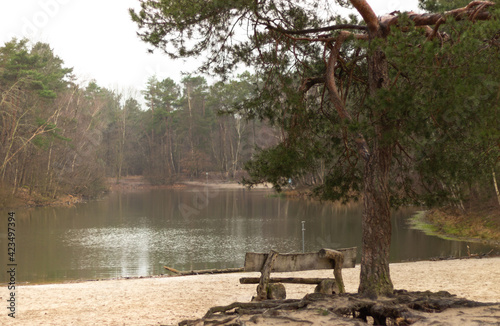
1;257;499;325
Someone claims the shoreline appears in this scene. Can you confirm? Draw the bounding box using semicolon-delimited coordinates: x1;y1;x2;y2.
0;176;274;210
410;210;500;248
1;257;499;325
108;177;275;192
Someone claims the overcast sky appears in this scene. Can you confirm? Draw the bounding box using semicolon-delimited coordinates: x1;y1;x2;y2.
1;0;420;99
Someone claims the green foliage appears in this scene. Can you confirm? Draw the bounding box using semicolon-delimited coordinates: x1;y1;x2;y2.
130;0;342;77
32;118;71;149
131;0;500;208
419;0;471;12
137;72;267;182
376;12;500;206
0;37;278;203
0;39;116;202
0;39;72;98
244;143;310;191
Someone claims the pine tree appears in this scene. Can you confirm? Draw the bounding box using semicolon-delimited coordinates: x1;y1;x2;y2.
130;1;499;297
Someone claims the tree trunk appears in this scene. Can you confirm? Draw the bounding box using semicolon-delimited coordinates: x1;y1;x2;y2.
358;146;393;298
492;169;500;207
324;29;394;297
358;47;394;298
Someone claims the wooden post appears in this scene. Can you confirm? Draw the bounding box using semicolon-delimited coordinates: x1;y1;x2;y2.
255;250;278;301
319;248;345;294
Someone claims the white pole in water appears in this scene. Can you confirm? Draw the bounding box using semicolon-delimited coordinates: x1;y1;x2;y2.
301;221;305;253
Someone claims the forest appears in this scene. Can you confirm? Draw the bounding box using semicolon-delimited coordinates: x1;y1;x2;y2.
0;38;281;207
1;23;499;213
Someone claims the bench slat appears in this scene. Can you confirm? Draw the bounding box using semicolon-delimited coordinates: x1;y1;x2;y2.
243;247;357;272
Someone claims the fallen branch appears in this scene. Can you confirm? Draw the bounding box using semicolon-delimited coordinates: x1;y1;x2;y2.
204;299;303;318
163;266;180;274
163;266;244;275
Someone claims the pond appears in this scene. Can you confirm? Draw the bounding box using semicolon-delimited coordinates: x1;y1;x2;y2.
0;186;496;284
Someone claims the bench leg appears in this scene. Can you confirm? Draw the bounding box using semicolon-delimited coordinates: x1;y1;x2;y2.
254;250;278;301
319;248;346;294
315;279;340;294
267;283;286;299
333;264;345;294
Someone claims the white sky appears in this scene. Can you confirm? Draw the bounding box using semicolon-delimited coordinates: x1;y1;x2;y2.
0;0;420;100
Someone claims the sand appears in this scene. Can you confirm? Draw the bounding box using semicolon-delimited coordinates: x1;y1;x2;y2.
1;257;499;325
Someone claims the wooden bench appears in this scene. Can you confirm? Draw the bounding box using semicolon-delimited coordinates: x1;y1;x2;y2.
239;247;357;301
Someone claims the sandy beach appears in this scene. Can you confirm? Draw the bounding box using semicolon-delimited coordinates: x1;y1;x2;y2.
1;257;499;325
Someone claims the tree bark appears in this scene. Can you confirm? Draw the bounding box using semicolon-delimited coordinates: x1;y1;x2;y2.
358;143;394;298
325;2;394;298
357;35;394;297
345;0;395;298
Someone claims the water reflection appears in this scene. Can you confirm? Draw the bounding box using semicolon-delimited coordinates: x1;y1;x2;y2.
0;187;497;284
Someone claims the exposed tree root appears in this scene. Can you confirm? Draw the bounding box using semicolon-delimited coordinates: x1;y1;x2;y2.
203;299;307;318
178;291;499;326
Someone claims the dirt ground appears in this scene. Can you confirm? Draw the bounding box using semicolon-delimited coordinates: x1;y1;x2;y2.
1;257;499;325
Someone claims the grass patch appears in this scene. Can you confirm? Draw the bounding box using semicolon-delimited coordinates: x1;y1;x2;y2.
265;192;287;198
409;205;500;246
265;189;307;199
410;211;440;235
317;308;330;316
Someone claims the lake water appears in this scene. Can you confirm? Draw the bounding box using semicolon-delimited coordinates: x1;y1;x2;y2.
0;186;497;284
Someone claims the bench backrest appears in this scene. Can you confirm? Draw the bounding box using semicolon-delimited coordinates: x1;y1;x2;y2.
243;247;357;272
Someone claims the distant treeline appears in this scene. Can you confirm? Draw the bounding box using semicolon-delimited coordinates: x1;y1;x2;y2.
0;39;278;205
